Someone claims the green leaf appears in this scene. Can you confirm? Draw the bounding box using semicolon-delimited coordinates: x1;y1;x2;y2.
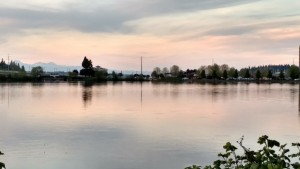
268;140;280;148
185;165;201;169
280;144;287;150
291;162;300;169
250;163;259;169
0;162;5;169
213;160;221;167
223;142;237;152
292;143;300;147
258;135;269;144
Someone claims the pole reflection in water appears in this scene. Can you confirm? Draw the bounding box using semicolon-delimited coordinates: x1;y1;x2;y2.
7;83;9;107
140;82;144;114
140;82;143;105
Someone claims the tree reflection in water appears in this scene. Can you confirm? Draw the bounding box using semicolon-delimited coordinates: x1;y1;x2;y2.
81;82;93;107
299;83;300;115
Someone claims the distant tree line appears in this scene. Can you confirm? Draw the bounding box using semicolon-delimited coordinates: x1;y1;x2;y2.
2;56;300;82
0;56;152;82
68;56;150;82
69;56;127;81
151;64;239;80
0;59;25;72
151;64;300;80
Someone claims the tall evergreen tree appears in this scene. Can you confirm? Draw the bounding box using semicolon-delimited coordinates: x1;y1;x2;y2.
244;69;250;78
80;56;95;77
21;66;26;72
0;59;6;70
256;70;262;79
222;70;228;79
200;70;206;79
234;69;239;78
279;70;285;79
267;70;273;79
212;70;217;79
82;56;92;69
288;65;299;79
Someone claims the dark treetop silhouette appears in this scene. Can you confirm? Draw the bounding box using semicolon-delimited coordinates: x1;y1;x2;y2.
80;56;95;77
0;151;5;169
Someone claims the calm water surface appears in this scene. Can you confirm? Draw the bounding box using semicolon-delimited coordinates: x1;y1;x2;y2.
0;82;300;169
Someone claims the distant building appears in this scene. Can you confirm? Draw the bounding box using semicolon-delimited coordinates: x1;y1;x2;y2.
164;73;172;77
184;69;197;79
94;65;107;72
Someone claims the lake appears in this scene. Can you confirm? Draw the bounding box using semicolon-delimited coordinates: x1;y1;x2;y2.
0;82;300;169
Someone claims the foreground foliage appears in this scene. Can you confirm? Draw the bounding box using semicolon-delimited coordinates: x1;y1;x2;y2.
186;135;300;169
0;151;5;169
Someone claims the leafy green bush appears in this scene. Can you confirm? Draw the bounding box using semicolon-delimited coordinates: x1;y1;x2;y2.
185;135;300;169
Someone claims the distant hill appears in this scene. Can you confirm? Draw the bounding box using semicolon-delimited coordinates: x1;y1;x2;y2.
14;60;151;75
14;60;82;72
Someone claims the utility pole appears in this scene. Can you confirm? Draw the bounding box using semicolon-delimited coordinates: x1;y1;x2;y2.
7;54;10;72
141;56;143;76
298;46;300;114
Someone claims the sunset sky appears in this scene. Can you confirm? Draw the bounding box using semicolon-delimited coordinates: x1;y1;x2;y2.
0;0;300;71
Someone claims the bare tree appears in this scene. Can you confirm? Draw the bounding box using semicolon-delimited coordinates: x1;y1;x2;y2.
170;65;180;76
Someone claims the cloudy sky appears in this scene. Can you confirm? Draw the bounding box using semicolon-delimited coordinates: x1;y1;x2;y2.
0;0;300;71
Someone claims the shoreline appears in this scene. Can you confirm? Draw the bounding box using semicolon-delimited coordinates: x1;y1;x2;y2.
1;78;300;85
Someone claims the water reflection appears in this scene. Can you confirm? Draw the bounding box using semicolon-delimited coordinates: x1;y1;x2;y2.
0;83;11;107
81;83;93;107
0;83;27;104
68;81;79;86
0;85;5;101
1;83;300;169
299;83;300;114
7;83;9;106
31;83;45;98
140;82;143;105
